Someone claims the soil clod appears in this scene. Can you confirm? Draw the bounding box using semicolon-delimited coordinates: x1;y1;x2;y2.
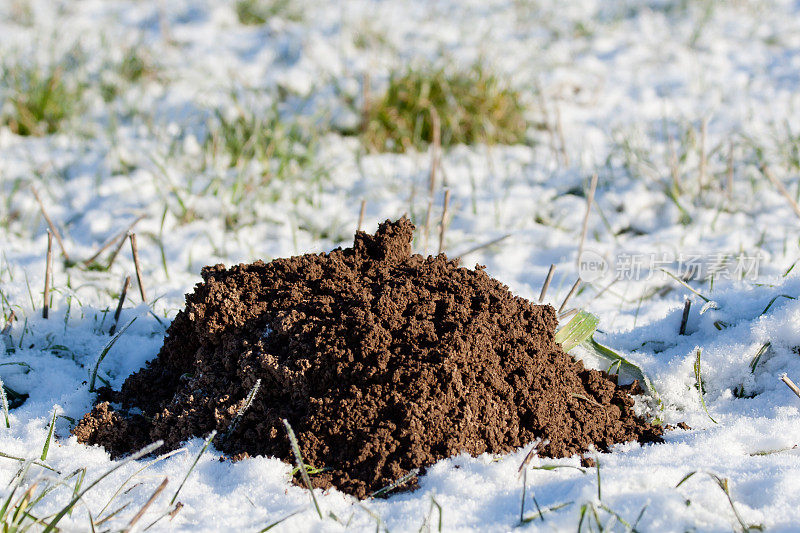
74;218;662;498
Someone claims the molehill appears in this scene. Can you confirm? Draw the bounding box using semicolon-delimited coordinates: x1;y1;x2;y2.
74;218;662;498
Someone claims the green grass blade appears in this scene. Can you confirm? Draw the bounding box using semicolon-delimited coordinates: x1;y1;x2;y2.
749;342;771;373
577;503;589;532
259;509;303;532
369;468;419;498
0;362;32;371
0;451;57;473
529;464;587;474
582;337;660;401
170;430;216;506
0;376;10;428
282;419;322;519
676;472;762;532
3;383;28;409
96;502;130;527
761;294;796;316
675;471;697;488
659;268;711;303
520;501;573;524
694;349;717;424
633;503;648;529
429;496;443;532
595;457;601;501
89;316;137;392
68;468;86;517
40;409;57;460
43;440;163;533
290;464;330;476
224;379;261;440
709;473;763;532
98;447;186;517
554;311;599;352
597;503;637;532
0;483;21;522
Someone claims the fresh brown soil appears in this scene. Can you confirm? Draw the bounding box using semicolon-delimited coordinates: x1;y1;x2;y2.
74;218;662;498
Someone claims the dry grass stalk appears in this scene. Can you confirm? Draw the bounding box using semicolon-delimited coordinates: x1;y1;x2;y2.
699;118;707;191
94;504;131;527
558;308;578;321
781;374;800;400
554;102;569;167
43;230;53;319
668;134;681;194
2;310;14;353
584;278;619;307
361;72;371;130
438;189;451;255
123;477;168;532
538;264;556;303
679;298;691;335
129;233;147;303
157;0;172;44
558;277;581;314
357;199;366;232
31;186;71;263
577;174;598;268
517;438;543;478
423;106;442;250
83;215;145;267
169;502;183;520
2;310;15;335
110;276;131;335
454;233;512;260
106;230;130;269
535;81;559;164
760;163;800;219
727;139;734;198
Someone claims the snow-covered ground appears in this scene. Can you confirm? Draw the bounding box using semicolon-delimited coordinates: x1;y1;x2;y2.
2;0;800;530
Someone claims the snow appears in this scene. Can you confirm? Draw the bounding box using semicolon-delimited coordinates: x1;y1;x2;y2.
2;0;800;530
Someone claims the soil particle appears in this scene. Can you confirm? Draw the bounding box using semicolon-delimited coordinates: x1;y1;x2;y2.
74;218;663;498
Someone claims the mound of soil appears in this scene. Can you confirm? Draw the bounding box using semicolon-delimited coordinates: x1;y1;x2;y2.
74;218;662;498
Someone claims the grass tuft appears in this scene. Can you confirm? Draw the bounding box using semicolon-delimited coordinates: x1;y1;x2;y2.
235;0;302;25
43;441;164;532
118;47;150;84
2;61;82;136
198;104;329;230
361;64;528;152
100;47;157;102
205;106;319;174
98;448;186;518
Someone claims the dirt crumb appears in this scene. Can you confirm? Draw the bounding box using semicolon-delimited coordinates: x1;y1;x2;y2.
74;218;662;498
